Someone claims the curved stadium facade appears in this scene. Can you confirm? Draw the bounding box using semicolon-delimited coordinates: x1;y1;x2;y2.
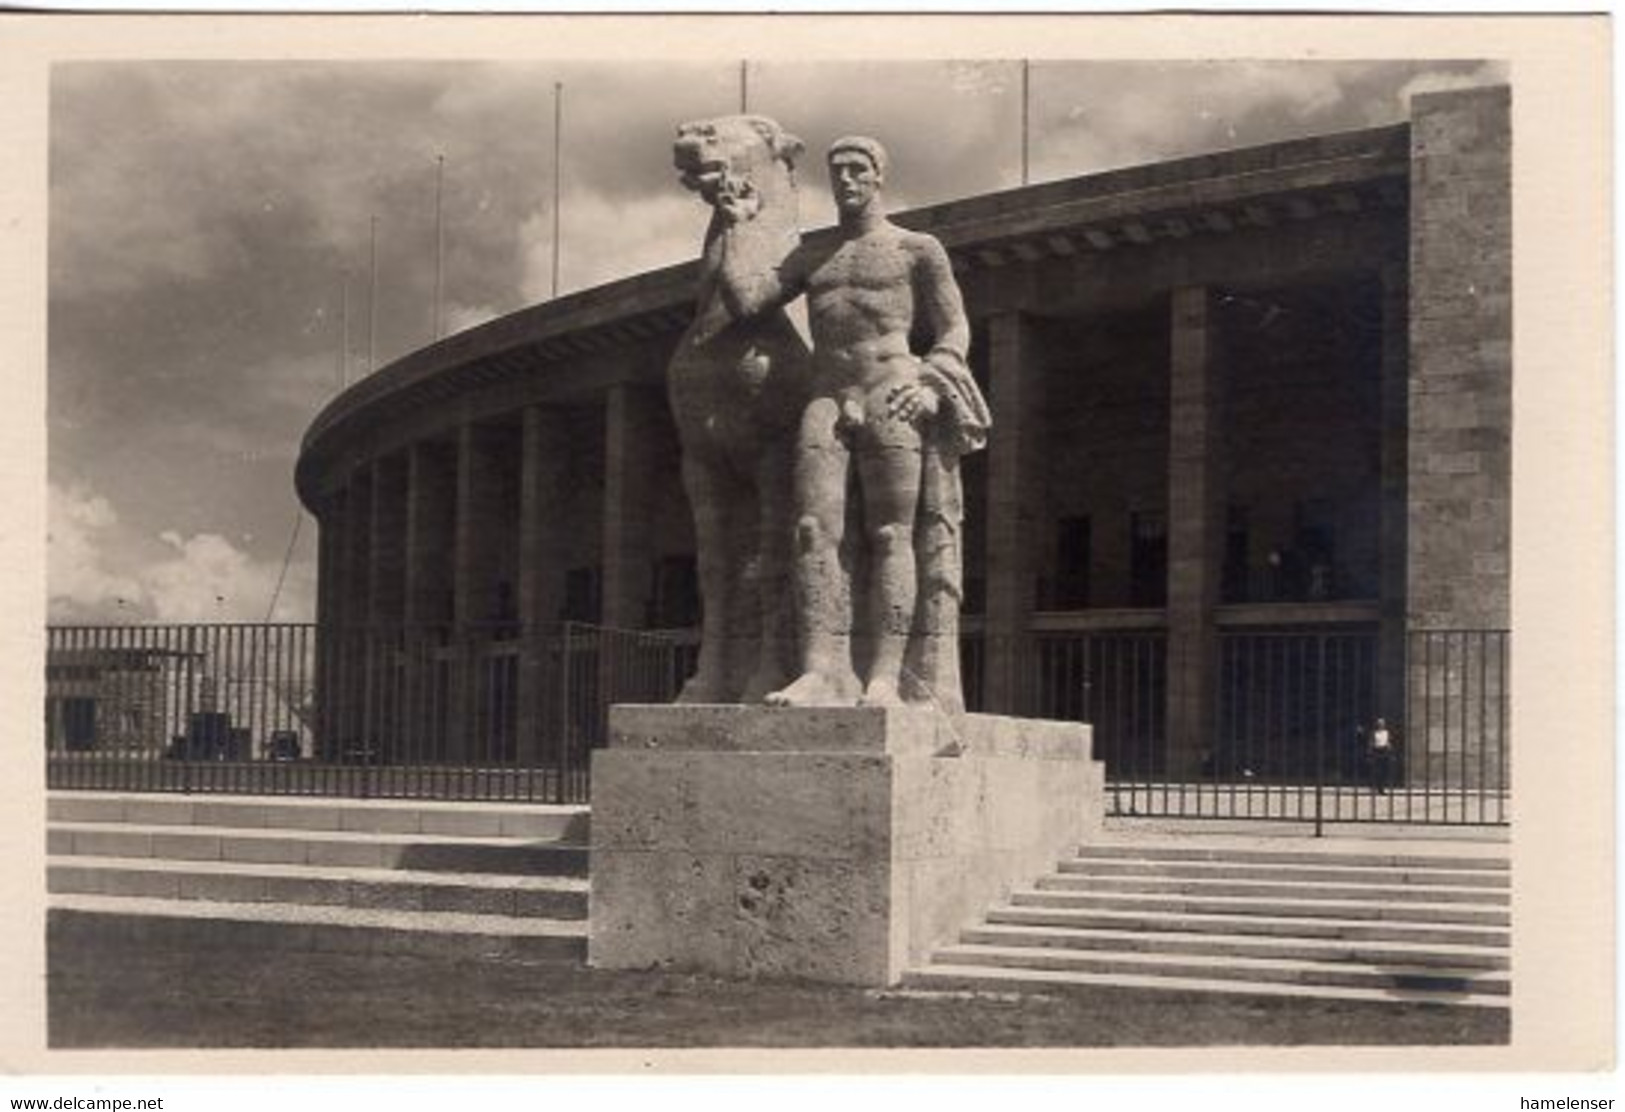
292;86;1511;809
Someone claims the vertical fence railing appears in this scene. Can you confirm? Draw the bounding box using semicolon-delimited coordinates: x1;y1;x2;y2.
45;623;318;795
1198;628;1380;824
48;622;1507;822
1403;628;1510;826
1100;626;1508;826
46;621;694;804
959;626;1169;800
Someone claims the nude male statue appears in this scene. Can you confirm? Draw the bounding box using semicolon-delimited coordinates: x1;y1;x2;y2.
713;134;989;707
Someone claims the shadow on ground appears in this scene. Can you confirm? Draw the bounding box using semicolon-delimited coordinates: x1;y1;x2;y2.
49;934;1509;1050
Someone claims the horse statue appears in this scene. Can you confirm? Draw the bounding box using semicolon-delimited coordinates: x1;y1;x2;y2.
667;115;814;702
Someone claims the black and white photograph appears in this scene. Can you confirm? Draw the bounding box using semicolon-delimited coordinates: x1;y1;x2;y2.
2;9;1613;1088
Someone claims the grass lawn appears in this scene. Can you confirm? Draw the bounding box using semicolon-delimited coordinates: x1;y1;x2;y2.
48;934;1509;1049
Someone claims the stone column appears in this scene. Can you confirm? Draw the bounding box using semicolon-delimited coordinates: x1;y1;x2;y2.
600;385;661;631
366;455;408;624
313;493;345;760
1377;262;1410;727
338;469;373;758
454;423;505;627
1405;86;1512;790
405;441;455;625
364;456;408;761
982;313;1044;715
1164;287;1223;779
599;386;662;724
451;422;505;760
518;406;570;764
404;440;456;760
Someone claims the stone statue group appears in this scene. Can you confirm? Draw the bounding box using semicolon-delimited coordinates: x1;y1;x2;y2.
668;115;989;713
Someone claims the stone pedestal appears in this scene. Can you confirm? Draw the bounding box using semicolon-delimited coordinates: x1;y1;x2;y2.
588;705;1103;985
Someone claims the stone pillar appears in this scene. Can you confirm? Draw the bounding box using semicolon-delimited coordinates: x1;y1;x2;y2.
1377;262;1410;726
366;455;408;624
313;493;345;760
364;455;408;761
337;469;373;757
982;313;1044;715
1164;287;1223;779
599;386;662;725
1405;85;1512;789
404;440;456;760
518;406;571;763
454;422;505;627
451;422;505;760
600;385;661;631
342;468;374;628
405;441;455;625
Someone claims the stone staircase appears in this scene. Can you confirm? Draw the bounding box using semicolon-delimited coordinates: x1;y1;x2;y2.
47;792;589;962
905;834;1511;1007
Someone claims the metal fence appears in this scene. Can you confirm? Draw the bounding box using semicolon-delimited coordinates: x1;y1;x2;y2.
963;629;1167;775
1106;628;1509;828
46;621;1506;823
46;622;694;803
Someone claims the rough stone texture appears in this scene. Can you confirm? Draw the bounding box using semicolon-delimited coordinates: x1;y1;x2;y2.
589;704;1102;985
1164;287;1221;777
1405;86;1511;782
1406;85;1511;632
981;312;1043;712
667;115;813;704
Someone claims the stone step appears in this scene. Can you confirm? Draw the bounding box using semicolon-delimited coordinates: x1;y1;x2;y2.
1057;858;1511;888
903;963;1510;1008
1009;888;1511;926
985;904;1510;948
1035;873;1510;905
960;922;1509;970
47;822;588;876
928;942;1511;996
48;857;589;919
48;894;587;962
47;791;588;842
1071;842;1509;871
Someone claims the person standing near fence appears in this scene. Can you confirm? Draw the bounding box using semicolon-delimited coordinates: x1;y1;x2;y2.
1368;717;1394;795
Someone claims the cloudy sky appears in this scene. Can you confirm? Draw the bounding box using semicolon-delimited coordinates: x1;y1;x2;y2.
47;56;1505;625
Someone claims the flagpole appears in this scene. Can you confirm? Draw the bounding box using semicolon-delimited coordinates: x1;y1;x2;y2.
339;271;350;388
552;81;563;299
1021;58;1031;186
368;214;379;372
740;60;748;113
433;153;445;341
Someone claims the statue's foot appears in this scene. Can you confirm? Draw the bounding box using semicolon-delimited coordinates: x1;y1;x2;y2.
739;667;789;705
765;670;861;707
859;677;905;708
676;671;729;704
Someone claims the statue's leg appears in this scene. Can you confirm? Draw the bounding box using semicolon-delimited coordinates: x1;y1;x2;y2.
904;449;967;714
854;437;923;707
677;453;741;703
766;397;861;707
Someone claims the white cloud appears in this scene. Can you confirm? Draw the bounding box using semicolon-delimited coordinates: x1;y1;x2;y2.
1395;62;1508;107
445;302;502;335
48;480;317;624
47;482;146;622
520;189;703;302
144;531;279;622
